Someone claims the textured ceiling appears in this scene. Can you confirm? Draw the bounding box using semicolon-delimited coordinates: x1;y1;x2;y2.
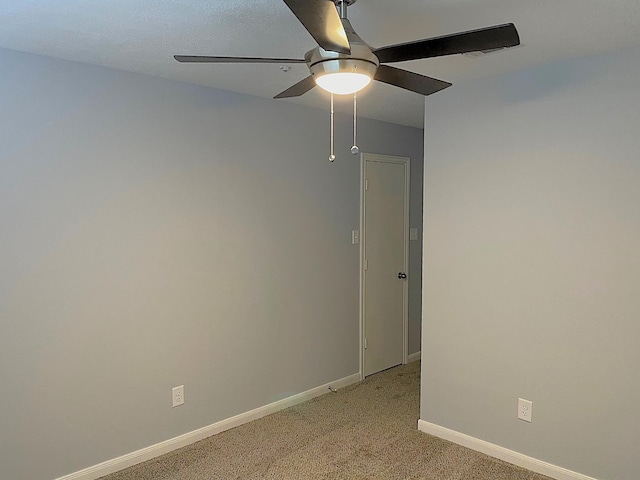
2;0;640;127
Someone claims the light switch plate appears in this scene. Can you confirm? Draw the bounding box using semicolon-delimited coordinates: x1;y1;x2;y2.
410;228;418;241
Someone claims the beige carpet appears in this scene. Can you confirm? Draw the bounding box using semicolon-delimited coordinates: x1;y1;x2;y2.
100;362;552;479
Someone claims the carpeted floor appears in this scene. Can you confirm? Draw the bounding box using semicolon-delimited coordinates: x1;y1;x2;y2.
100;361;552;479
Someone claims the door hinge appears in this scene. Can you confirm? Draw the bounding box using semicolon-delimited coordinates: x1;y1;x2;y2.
364;337;367;349
365;179;369;191
364;259;368;271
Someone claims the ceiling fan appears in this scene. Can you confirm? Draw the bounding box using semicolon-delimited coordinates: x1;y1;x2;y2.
174;0;520;99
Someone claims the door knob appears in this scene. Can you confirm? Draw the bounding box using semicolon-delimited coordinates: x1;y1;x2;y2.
397;272;407;279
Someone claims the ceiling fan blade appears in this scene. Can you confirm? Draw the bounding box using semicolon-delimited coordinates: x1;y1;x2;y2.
174;55;306;64
282;0;350;54
374;65;451;96
274;76;317;99
374;23;520;63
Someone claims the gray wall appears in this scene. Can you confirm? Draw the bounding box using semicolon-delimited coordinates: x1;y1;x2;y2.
421;46;640;480
0;48;423;480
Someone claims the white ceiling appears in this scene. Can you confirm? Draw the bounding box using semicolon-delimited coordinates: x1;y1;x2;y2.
1;0;640;128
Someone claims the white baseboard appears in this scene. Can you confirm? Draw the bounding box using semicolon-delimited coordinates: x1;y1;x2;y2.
55;373;361;480
407;351;421;363
417;420;598;480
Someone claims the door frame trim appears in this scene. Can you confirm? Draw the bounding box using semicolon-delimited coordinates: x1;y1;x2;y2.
359;153;410;380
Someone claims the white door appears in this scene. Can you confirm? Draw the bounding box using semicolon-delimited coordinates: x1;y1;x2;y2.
362;154;409;377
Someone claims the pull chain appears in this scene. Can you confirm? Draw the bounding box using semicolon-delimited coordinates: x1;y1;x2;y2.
351;92;359;155
329;93;335;162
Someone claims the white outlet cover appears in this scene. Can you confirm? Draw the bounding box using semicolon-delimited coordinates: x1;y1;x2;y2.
518;398;533;422
172;385;185;407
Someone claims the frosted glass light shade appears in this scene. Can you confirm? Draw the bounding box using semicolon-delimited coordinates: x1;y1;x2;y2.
315;72;372;95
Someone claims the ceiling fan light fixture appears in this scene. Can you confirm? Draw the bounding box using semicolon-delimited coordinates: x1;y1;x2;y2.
309;57;378;95
315;72;372;95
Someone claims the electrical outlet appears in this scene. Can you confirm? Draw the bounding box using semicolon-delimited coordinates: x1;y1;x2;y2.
172;385;184;407
518;398;532;422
